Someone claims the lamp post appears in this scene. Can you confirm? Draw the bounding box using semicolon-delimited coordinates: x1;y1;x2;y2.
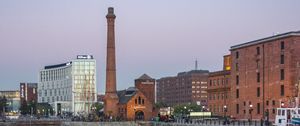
223;105;227;119
281;102;284;108
249;104;253;123
202;106;205;121
184;106;187;117
134;108;136;122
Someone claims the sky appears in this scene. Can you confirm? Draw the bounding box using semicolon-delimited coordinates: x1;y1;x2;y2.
0;0;300;93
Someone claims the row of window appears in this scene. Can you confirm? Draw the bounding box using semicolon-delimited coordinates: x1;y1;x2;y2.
235;41;285;59
236;100;279;115
41;95;70;102
209;93;228;100
209;78;229;87
39;88;70;97
40;67;71;82
236;85;284;99
135;96;145;105
236;69;285;85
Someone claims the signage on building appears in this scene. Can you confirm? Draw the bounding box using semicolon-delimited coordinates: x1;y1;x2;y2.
141;82;154;84
190;112;212;117
21;85;24;98
77;55;93;59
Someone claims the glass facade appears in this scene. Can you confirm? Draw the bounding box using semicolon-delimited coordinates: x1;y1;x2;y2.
38;55;96;115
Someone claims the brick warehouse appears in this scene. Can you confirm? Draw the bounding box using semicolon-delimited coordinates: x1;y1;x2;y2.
230;31;300;121
207;55;231;117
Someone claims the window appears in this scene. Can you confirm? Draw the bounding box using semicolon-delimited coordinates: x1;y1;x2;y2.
236;89;239;98
281;85;284;96
209;80;212;86
236;75;239;85
236;104;239;114
257;47;260;55
281;54;284;64
257;72;260;83
138;97;141;104
272;109;276;114
236;51;239;59
280;69;285;80
257;103;261;114
281;41;285;50
135;99;137;104
272;100;276;106
236;63;239;71
257;87;260;97
266;101;269;106
142;99;144;104
244;101;246;106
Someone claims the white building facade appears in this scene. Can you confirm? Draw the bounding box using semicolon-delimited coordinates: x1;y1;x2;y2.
38;55;97;115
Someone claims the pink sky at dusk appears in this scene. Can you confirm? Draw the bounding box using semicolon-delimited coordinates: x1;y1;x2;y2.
0;0;300;93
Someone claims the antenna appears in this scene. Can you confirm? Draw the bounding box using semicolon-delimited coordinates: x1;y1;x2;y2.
195;59;198;70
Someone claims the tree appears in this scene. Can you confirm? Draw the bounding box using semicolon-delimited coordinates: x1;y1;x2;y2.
91;102;103;112
20;100;29;115
0;96;8;115
173;103;202;116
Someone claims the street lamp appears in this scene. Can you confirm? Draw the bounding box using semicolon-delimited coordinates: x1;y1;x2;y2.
223;105;228;125
249;104;253;123
184;106;187;115
223;105;227;118
281;102;284;108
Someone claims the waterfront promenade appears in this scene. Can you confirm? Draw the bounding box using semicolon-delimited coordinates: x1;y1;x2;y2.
0;120;271;126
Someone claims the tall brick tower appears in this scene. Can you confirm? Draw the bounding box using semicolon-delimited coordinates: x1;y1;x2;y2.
104;7;119;117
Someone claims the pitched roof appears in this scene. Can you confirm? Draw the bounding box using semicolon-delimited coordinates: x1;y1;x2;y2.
117;87;137;104
137;74;153;80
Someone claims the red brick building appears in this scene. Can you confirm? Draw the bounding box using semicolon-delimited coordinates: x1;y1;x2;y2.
135;74;155;104
20;83;37;104
207;55;231;117
117;74;155;121
157;70;209;107
230;31;300;120
117;87;153;121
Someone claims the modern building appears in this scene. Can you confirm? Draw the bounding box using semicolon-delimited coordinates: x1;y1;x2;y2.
20;83;37;104
230;31;300;120
38;55;97;115
156;70;209;107
0;90;20;115
207;55;231;117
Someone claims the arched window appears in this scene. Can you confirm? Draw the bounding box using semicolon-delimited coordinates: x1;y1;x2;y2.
138;97;141;104
142;99;144;104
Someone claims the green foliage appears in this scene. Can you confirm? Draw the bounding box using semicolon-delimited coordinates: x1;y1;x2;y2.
20;101;37;115
0;96;8;114
173;103;202;116
91;102;103;113
36;103;53;116
19;101;29;115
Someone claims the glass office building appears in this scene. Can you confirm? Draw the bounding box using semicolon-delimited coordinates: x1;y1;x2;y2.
38;55;97;115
